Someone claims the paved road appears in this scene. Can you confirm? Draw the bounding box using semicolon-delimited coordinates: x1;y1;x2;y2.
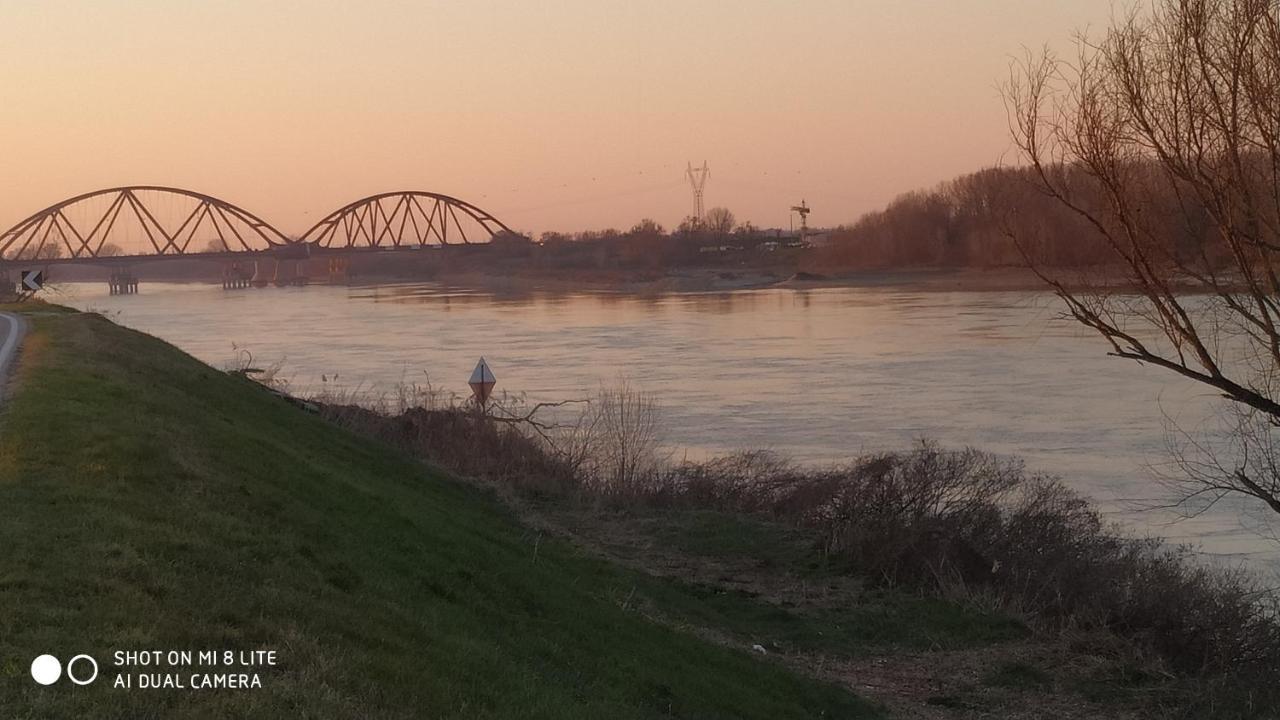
0;312;26;400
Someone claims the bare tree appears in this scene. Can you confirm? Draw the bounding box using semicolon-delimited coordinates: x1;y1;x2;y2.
703;207;736;237
580;381;665;496
677;216;703;236
98;243;124;257
204;237;231;253
629;218;664;236
10;241;65;260
1005;0;1280;518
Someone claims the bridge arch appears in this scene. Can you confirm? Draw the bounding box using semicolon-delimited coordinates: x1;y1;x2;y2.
0;186;288;262
300;191;518;249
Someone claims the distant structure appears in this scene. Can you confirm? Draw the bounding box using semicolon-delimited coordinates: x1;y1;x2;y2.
686;161;710;222
790;200;811;244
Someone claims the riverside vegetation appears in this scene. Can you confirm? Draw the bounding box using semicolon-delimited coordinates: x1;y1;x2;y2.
2;303;1278;718
311;375;1280;719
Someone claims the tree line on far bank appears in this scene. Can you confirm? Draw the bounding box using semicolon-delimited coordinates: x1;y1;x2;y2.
806;161;1238;272
526;208;806;272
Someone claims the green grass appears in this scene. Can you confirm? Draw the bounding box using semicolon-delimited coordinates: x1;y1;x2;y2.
635;510;829;574
639;581;1024;657
0;310;880;719
604;510;1025;656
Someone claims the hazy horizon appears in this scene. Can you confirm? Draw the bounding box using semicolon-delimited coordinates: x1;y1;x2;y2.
0;0;1115;237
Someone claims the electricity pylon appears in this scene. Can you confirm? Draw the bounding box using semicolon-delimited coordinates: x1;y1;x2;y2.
686;161;710;222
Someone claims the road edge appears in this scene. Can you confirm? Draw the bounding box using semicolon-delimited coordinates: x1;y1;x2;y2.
0;311;28;402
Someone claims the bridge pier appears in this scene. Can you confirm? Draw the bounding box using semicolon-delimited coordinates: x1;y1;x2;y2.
108;269;139;295
250;259;272;288
326;256;351;284
222;261;252;290
271;259;309;287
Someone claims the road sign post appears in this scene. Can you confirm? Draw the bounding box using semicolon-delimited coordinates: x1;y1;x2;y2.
468;358;497;410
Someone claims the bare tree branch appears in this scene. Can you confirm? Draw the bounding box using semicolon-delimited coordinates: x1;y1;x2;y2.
1004;0;1280;521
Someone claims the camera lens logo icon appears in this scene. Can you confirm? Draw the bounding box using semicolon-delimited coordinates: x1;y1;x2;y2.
30;655;60;685
31;654;98;686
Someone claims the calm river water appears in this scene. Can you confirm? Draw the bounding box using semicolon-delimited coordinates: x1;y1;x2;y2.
57;280;1280;571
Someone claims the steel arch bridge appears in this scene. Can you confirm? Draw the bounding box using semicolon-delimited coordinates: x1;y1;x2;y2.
299;191;517;250
0;186;289;263
0;186;519;264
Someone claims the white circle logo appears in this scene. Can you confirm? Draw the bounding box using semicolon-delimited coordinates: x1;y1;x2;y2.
67;654;99;685
31;654;61;685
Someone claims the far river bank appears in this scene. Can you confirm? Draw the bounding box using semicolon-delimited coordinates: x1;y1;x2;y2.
424;266;1054;295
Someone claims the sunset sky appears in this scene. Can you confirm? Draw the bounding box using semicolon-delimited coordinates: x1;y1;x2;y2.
0;0;1116;236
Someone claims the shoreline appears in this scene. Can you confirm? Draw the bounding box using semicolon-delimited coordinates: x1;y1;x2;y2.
46;266;1053;296
48;265;1121;297
421;266;1055;295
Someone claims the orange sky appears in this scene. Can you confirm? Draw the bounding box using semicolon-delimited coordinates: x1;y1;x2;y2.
0;1;1116;236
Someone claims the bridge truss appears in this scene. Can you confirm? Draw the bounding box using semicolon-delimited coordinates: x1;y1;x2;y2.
0;186;288;262
300;191;517;249
1;187;520;264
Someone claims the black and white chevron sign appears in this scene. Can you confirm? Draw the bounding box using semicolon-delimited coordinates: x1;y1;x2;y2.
20;270;43;291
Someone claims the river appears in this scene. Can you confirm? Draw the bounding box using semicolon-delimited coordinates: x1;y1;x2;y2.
55;280;1280;571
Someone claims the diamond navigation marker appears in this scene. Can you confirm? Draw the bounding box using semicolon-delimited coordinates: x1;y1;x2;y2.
468;357;497;407
20;270;43;292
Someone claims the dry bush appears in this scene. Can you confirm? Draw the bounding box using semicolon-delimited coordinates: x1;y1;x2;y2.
312;379;670;500
646;444;1024;583
571;380;667;498
651;443;1280;679
302;374;1280;686
313;381;580;497
995;478;1280;675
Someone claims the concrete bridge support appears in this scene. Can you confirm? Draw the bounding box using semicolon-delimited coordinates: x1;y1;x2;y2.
325;256;351;284
250;259;273;288
108;269;139;295
222;261;252;290
272;259;309;287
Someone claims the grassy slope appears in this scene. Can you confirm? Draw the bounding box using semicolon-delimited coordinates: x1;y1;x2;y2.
0;310;878;719
557;509;1026;658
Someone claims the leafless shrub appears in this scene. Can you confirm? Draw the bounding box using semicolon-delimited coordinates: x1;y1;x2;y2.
574;380;667;498
313;379;580;497
643;450;796;510
310;378;667;499
226;344;291;394
647;442;1280;678
296;370;1279;684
